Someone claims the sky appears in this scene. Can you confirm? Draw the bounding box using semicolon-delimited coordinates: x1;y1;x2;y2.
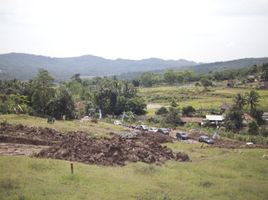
0;0;268;62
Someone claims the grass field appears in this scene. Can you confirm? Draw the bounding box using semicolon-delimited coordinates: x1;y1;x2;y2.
0;114;126;137
138;86;268;116
1;143;268;200
0;115;268;199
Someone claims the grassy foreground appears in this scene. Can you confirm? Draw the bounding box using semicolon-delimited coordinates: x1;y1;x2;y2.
0;115;268;199
1;143;268;200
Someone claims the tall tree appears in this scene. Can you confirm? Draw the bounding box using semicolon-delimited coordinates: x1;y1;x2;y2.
246;90;260;113
225;106;243;132
31;69;55;115
233;93;246;110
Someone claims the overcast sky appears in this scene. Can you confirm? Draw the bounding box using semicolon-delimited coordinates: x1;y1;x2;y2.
0;0;267;62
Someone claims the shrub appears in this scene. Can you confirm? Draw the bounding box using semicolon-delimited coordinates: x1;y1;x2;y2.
248;121;259;135
155;107;168;115
182;106;196;116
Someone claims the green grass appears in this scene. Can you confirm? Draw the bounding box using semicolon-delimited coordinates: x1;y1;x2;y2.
0;114;126;137
139;86;268;115
1;143;268;200
1;114;268;199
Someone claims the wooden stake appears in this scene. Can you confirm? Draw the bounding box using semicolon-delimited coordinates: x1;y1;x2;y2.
70;162;74;174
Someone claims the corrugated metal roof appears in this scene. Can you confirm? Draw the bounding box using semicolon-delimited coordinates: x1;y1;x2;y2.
206;115;224;121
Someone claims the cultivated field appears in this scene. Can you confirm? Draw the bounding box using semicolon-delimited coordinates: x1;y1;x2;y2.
1;115;268;200
138;86;268;116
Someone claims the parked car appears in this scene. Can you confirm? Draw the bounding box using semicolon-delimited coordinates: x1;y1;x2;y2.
176;132;188;140
157;128;170;135
120;132;138;139
198;135;214;144
136;125;148;131
148;127;158;133
114;120;122;125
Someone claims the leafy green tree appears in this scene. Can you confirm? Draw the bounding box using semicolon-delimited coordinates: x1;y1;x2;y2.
250;108;264;125
164;69;177;85
233;93;246;110
261;63;268;80
46;86;75;119
246;90;260;113
225;106;243;132
248;121;259;135
182;106;196;116
200;78;212;90
93;78;146;116
155;107;168;115
140;72;160;87
31;69;55;115
163;107;181;127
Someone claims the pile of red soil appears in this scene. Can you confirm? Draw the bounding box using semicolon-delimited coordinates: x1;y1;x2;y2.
0;122;65;145
37;133;189;166
0;122;189;165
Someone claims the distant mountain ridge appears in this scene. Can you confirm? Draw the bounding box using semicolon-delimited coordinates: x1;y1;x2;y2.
0;53;267;80
0;53;197;80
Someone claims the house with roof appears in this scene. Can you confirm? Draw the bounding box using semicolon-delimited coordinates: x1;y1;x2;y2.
262;112;268;122
202;115;224;126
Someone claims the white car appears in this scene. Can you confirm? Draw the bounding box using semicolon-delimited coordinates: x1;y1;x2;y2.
148;127;158;133
114;120;122;125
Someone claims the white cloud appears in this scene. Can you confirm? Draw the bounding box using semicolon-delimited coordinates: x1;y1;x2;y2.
0;0;267;62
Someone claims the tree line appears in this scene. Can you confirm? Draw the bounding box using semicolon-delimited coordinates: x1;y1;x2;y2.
0;69;146;119
135;63;268;87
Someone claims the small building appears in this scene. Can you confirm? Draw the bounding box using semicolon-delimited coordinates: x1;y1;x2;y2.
262;112;268;122
203;115;224;125
180;117;204;125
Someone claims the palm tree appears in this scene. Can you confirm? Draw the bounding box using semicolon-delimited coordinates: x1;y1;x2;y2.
246;90;260;113
234;93;246;110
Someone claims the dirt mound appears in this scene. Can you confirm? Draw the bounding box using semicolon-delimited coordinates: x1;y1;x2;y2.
0;122;65;144
139;132;174;144
0;123;188;165
37;133;188;166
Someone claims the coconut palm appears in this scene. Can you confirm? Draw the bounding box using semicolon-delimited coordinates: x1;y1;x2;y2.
234;93;246;110
246;90;260;113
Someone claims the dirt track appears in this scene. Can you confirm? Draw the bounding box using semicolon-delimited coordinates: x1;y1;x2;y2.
0;143;49;156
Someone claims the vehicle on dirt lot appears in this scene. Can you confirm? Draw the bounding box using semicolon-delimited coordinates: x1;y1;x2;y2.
148;127;158;133
198;135;214;144
120;132;138;139
176;132;188;140
157;128;170;135
114;120;122;125
135;125;149;131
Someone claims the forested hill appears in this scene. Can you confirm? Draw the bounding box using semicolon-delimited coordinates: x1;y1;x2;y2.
0;53;267;81
0;53;196;80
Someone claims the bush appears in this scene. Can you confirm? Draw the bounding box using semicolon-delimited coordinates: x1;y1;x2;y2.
259;126;268;137
182;106;196;116
155;107;168;115
248;121;259;135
